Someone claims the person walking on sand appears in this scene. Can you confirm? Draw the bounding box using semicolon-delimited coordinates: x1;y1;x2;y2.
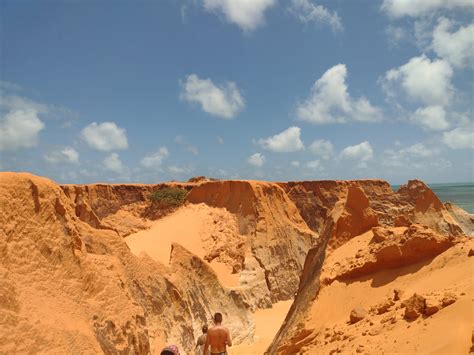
195;324;210;355
204;313;232;355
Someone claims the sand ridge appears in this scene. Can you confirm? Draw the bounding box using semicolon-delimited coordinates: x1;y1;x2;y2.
268;228;473;354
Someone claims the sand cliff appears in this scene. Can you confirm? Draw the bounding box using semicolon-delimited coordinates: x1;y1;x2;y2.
0;173;472;354
268;181;473;354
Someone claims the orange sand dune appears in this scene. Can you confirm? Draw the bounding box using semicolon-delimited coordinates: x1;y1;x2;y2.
125;203;242;287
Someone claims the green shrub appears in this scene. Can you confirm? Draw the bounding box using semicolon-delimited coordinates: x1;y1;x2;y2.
149;187;187;206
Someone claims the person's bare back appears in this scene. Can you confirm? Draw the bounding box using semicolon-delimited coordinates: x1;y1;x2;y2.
204;313;232;354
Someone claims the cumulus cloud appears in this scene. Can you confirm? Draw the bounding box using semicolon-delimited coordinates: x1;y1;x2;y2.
291;161;300;167
180;74;245;119
103;153;126;174
411;106;449;131
1;94;48;113
0;107;45;150
383;143;436;168
258;126;304;152
296;64;382;124
81;122;128;151
247;153;265;167
203;0;276;32
309;139;334;160
382;55;453;107
288;0;343;32
442;127;474;149
140;147;169;169
340;141;374;161
44;147;79;164
432;18;474;68
0;94;48;151
381;0;473;18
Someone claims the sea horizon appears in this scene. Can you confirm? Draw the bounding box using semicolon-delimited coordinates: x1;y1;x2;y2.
392;182;474;214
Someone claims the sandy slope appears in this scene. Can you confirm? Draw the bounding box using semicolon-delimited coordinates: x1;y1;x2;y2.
125;203;242;287
270;231;474;354
124;202;300;353
304;241;473;354
230;300;292;355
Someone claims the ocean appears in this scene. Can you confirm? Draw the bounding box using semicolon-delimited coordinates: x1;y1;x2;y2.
392;182;474;213
429;183;474;214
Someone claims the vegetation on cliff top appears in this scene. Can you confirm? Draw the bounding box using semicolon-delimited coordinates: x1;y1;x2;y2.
150;187;187;206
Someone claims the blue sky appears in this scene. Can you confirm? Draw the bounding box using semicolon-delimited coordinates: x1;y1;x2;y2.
0;0;473;184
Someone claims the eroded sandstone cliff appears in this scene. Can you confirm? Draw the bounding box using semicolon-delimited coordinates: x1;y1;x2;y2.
1;173;471;354
267;180;472;354
0;174;253;354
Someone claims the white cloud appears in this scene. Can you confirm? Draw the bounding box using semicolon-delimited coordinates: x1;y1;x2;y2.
291;160;300;167
203;0;276;32
411;105;449;131
340;141;374;161
0;94;48;151
44;147;79;164
383;142;436;168
386;25;409;46
81;122;128;151
247;153;265;167
382;55;453;107
351;97;383;122
402;143;434;158
103;153;126;174
258;126;304;152
296;64;382;124
306;159;324;171
217;136;224;144
180;74;245;119
0;80;22;92
1;95;48;113
442;127;474;149
0;108;45;150
309;139;334;160
413;17;434;49
140;147;169;169
381;0;473;18
288;0;343;32
432;18;474;68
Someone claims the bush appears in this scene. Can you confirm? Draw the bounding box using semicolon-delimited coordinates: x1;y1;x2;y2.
149;187;187;206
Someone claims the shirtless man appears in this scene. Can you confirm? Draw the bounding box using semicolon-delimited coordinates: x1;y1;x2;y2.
203;313;232;355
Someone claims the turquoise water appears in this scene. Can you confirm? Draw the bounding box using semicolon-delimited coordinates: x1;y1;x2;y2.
392;183;474;213
429;183;474;214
